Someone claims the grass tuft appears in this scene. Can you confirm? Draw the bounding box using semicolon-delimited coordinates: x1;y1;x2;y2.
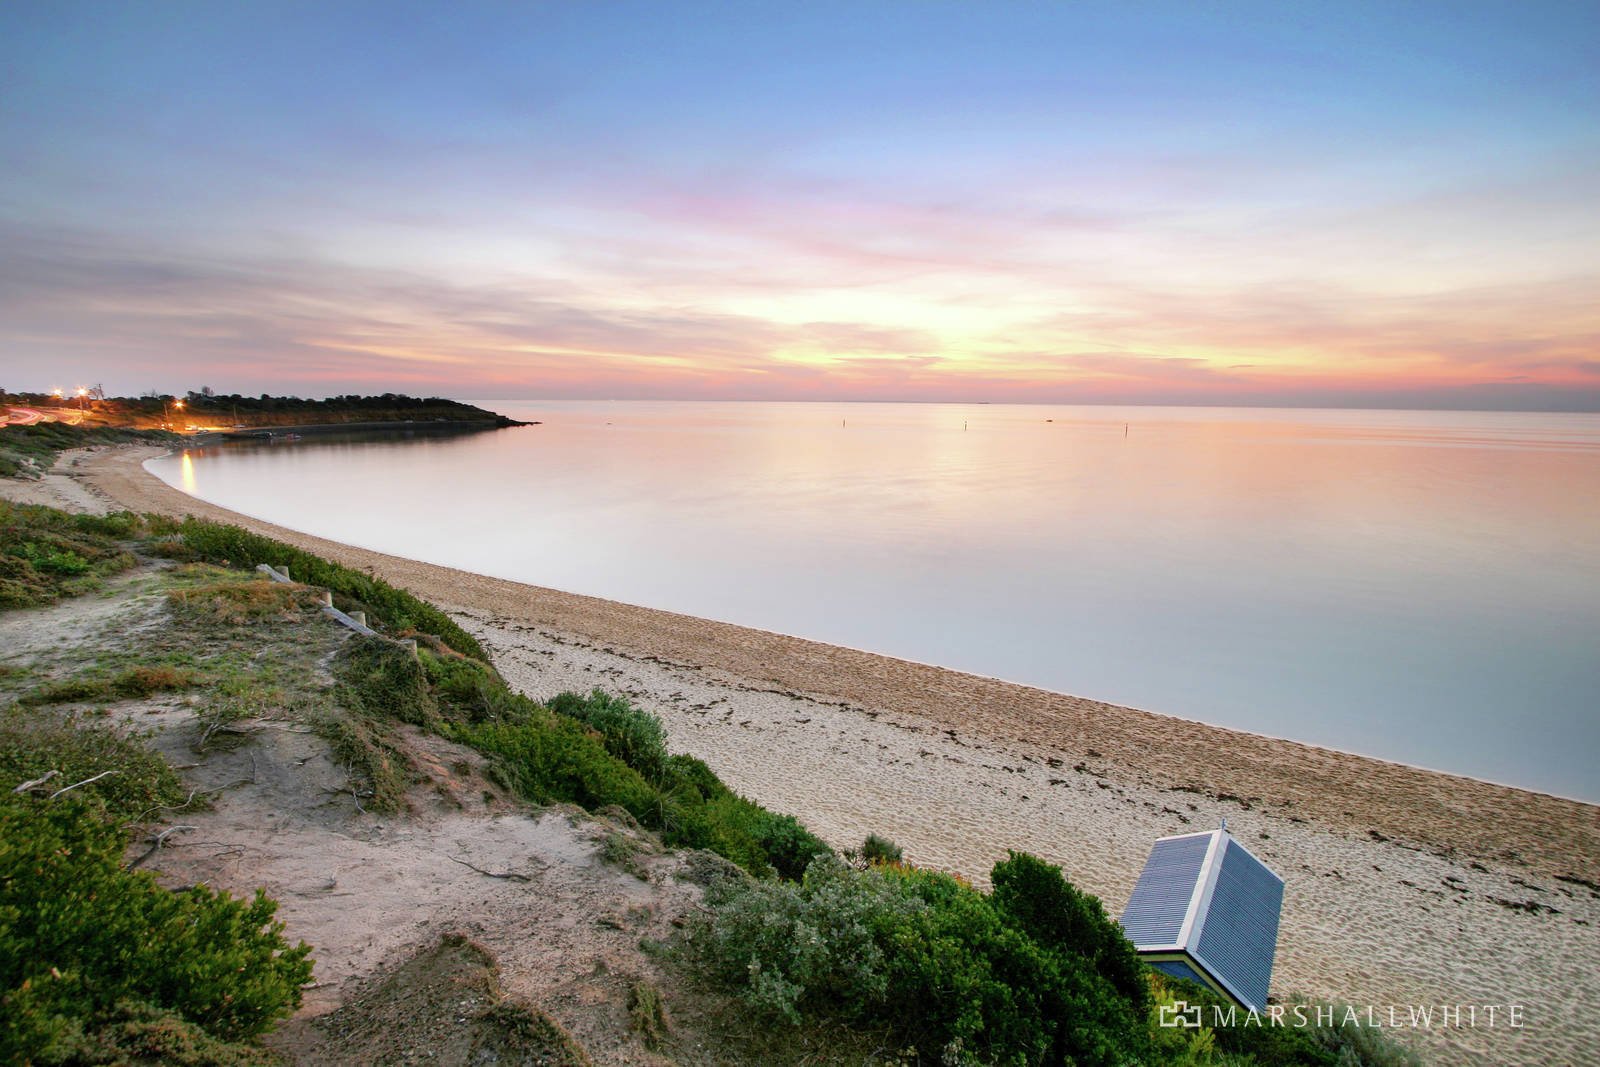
19;665;198;707
166;577;319;625
627;980;670;1051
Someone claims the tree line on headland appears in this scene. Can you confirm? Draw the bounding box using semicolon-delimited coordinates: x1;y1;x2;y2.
0;388;522;431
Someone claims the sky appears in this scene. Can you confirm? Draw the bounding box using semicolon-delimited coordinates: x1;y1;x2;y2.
2;1;1597;409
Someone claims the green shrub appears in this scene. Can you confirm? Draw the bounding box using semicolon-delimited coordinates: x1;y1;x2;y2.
420;648;505;722
1297;999;1424;1067
749;810;831;881
550;689;670;781
658;752;727;799
174;519;488;660
0;797;312;1059
461;713;659;819
694;853;1153;1066
694;856;916;1024
0;714;189;821
538;691;830;878
991;850;1149;1012
30;1000;279;1066
457;695;829;880
25;544;91;575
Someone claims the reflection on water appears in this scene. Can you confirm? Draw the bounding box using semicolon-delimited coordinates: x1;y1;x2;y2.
148;403;1600;801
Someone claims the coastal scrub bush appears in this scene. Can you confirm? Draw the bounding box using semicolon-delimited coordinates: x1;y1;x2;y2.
34;1000;280;1066
420;647;505;722
0;501;139;606
538;695;832;879
449;689;829;878
70;509;147;539
1295;1000;1424;1067
694;856;913;1024
0;713;189;821
550;689;670;781
461;712;660;818
173;518;489;660
991;850;1150;1010
659;791;829;880
0;796;312;1059
693;852;1154;1066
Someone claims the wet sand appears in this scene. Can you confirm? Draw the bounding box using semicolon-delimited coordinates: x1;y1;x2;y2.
21;444;1600;1065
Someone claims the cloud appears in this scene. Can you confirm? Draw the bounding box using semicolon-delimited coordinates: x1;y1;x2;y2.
4;215;1598;410
0;221;947;397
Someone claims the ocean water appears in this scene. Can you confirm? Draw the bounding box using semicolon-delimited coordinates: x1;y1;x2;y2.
147;402;1600;802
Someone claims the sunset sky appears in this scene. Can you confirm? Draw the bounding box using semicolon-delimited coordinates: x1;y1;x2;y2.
2;2;1597;408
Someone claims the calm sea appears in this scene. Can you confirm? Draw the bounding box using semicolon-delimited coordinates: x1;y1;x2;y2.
148;402;1600;802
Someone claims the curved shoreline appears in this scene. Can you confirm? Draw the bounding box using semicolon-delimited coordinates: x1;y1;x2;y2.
9;443;1596;1064
77;444;1596;881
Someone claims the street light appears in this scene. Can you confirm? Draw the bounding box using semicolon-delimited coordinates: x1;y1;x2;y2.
163;398;185;430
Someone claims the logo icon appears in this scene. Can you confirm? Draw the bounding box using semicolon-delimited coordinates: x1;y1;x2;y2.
1159;1001;1203;1029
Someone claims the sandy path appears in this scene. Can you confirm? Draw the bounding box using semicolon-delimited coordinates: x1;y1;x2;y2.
24;444;1600;1065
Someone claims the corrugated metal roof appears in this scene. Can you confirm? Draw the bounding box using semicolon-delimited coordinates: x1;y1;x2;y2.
1193;838;1284;1012
1119;833;1210;946
1119;828;1284;1013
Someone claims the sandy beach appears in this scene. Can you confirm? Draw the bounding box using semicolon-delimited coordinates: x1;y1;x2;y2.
12;444;1599;1066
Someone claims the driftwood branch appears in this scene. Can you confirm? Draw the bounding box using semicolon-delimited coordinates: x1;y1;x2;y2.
449;856;533;882
196;720;255;752
12;770;60;794
49;770;119;798
133;772;256;823
127;825;198;870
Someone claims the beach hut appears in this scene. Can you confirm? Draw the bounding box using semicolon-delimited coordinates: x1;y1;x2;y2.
1118;824;1283;1013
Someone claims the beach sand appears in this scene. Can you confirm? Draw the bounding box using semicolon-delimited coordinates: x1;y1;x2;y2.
14;444;1598;1065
